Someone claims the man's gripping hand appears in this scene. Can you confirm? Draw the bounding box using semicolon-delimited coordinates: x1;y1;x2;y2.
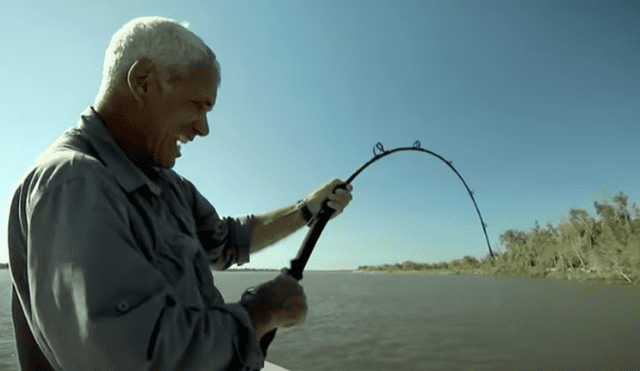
303;178;353;221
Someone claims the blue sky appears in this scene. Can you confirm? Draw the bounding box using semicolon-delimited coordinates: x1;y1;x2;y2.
2;1;639;270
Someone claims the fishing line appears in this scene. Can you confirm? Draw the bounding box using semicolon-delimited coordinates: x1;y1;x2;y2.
286;140;494;281
258;140;494;356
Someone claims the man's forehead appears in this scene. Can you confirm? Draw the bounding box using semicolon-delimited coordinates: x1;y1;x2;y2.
183;63;217;85
179;66;217;99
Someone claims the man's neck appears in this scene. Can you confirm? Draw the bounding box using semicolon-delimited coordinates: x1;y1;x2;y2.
94;101;155;171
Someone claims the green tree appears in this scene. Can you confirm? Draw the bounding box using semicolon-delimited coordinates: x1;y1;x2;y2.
500;229;527;251
594;201;617;222
631;202;640;221
462;255;480;266
569;208;593;225
531;220;541;234
613;192;631;221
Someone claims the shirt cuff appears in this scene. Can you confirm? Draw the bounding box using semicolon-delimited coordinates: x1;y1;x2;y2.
221;302;266;369
234;215;255;266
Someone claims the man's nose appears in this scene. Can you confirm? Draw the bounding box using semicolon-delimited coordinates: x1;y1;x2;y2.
196;115;210;137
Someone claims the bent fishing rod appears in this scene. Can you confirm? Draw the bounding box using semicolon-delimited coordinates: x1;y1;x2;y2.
285;140;494;280
258;140;494;355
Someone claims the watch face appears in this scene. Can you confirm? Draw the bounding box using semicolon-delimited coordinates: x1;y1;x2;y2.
241;288;256;305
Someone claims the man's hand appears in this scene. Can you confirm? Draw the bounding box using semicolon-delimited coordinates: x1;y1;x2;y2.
303;178;353;220
249;178;353;254
241;270;308;340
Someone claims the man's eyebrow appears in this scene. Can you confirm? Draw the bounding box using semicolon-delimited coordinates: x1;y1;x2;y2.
193;99;214;111
200;98;214;108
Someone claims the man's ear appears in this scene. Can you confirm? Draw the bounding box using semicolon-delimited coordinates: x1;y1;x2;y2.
127;59;156;103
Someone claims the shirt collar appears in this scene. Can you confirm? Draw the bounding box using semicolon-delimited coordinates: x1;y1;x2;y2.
78;107;162;195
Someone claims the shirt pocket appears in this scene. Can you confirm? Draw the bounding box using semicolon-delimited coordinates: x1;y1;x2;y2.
155;232;205;309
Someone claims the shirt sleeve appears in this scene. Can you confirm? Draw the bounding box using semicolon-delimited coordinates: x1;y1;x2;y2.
26;164;265;371
182;177;256;270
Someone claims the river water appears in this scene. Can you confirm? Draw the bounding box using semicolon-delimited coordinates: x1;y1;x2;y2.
1;270;638;370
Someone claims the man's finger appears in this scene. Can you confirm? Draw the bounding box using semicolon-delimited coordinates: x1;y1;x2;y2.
328;190;352;204
337;190;353;202
326;201;343;213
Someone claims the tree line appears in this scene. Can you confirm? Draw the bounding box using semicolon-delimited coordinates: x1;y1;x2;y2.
359;191;640;284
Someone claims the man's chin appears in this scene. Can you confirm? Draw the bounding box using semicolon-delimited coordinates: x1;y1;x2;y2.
154;155;178;169
158;161;175;169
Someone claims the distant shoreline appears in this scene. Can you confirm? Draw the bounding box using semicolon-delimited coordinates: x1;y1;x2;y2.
217;268;357;273
356;269;456;275
355;266;638;284
356;192;640;285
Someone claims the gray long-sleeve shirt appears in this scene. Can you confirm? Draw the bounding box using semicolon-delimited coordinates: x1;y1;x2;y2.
8;107;266;370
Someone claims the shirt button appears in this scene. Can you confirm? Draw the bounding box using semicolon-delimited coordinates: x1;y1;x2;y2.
117;300;130;313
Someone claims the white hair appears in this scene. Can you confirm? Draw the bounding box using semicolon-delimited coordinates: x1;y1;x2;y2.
95;16;220;103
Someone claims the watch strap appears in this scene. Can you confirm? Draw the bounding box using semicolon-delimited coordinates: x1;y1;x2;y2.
297;200;314;225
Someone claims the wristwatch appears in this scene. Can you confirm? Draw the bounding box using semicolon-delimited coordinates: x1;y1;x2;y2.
241;286;256;302
296;199;314;226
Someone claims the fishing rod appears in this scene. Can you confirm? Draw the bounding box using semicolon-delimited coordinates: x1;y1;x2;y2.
287;140;493;280
257;140;494;356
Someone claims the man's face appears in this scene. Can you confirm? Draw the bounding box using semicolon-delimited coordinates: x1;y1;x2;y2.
142;63;217;168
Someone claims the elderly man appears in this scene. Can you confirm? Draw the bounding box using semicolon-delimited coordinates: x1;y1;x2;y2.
8;17;352;371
